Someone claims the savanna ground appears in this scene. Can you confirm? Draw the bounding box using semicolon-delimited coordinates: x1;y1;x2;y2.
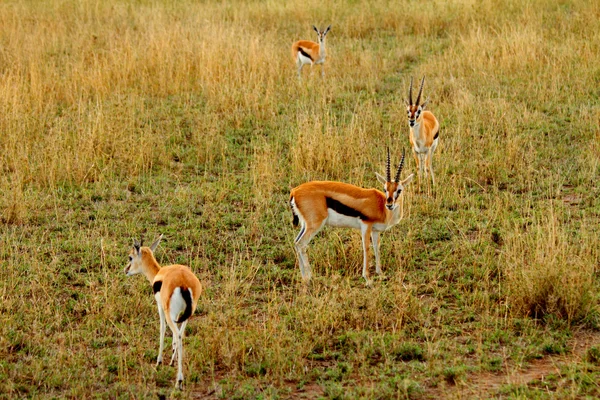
1;0;599;398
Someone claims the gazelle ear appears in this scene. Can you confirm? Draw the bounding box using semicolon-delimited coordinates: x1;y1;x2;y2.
401;174;414;186
375;172;387;185
313;25;319;33
421;98;429;109
133;238;141;254
150;234;163;252
324;25;331;34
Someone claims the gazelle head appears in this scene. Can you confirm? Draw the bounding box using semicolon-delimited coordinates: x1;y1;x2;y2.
313;25;331;44
405;76;429;128
375;148;414;210
124;235;163;276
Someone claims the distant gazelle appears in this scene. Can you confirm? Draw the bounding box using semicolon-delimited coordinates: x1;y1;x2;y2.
406;77;440;194
290;149;413;285
124;235;202;390
292;25;331;79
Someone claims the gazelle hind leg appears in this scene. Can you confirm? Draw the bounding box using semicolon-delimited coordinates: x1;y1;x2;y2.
294;220;325;283
165;317;185;389
170;321;187;366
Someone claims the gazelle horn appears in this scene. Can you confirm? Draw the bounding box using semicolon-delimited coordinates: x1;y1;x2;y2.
386;147;391;182
395;150;406;182
408;77;414;105
416;76;425;105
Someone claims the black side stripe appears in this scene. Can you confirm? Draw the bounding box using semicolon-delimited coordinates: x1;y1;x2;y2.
153;281;162;294
326;197;369;221
175;287;193;323
298;47;313;61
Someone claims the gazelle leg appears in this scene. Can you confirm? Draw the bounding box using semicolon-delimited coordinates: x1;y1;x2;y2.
294;220;325;283
428;148;435;187
371;231;382;275
155;296;166;366
170;329;177;364
413;151;421;192
360;223;373;285
165;317;184;390
170;320;187;365
297;59;303;80
419;153;428;195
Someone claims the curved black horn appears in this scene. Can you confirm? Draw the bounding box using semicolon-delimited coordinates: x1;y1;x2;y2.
416;76;425;105
395;149;406;182
408;77;414;105
386;147;391;182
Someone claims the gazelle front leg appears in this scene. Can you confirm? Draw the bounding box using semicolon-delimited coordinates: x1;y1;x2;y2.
427;148;435;188
371;231;382;275
360;223;373;285
412;150;421;193
297;59;304;80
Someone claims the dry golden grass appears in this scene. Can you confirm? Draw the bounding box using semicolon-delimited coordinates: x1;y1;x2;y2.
1;0;599;397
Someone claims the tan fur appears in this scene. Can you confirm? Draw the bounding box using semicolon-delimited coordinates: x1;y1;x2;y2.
291;181;388;224
406;77;440;193
125;240;202;390
292;25;330;79
291;40;322;63
155;264;202;320
290;169;413;284
408;109;439;148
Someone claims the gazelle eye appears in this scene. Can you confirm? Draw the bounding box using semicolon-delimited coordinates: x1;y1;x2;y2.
129;255;133;261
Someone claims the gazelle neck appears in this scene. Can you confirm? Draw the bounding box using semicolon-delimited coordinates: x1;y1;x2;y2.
319;38;326;58
141;251;161;284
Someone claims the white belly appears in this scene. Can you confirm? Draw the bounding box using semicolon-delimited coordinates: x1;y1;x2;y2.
298;52;313;65
326;209;362;229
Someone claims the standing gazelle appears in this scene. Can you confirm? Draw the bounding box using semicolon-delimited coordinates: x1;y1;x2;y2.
291;25;331;79
124;235;202;390
406;76;440;194
290;149;414;285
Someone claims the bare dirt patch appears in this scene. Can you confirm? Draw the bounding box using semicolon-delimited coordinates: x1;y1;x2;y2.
430;330;600;399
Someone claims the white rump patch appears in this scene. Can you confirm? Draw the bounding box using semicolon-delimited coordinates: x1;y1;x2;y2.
169;287;191;323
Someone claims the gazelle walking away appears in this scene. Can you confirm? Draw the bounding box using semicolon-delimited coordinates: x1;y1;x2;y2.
124;235;202;390
291;25;331;79
290;149;414;285
405;76;440;195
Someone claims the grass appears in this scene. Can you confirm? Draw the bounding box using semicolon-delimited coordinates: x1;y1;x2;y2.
1;0;599;398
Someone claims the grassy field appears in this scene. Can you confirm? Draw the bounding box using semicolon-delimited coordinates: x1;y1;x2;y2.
1;0;599;398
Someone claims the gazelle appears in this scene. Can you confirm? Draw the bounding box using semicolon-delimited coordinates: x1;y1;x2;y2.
291;25;331;79
405;76;440;194
290;149;414;285
124;235;202;390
